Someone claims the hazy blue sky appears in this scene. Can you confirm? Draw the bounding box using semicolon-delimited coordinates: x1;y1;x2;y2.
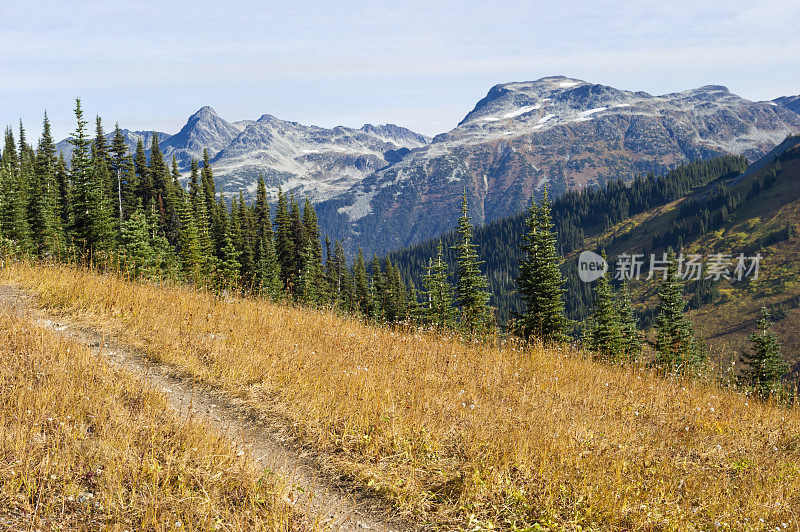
2;0;798;141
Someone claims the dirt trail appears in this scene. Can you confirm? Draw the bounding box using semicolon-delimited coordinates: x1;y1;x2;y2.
0;284;403;532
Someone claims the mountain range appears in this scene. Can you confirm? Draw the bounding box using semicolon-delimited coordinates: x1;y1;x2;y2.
57;76;800;256
57;107;429;203
317;76;800;256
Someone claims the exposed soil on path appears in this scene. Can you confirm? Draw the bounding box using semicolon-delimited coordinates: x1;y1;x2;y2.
0;284;406;532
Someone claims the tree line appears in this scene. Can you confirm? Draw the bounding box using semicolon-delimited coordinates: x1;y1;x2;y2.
0;100;500;336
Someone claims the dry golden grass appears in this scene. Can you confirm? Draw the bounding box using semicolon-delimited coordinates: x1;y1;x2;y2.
0;293;295;530
4;261;800;530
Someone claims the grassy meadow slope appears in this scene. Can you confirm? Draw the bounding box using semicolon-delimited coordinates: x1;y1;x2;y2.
0;302;293;529
2;262;800;529
577;139;800;364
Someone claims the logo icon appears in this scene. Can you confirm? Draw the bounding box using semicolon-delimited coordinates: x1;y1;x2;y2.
578;250;608;283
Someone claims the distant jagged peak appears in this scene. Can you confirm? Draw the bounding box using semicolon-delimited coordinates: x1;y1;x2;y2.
187;105;221;121
457;76;780;129
491;75;589;93
256;113;281;123
459;76;633;126
360;123;431;146
694;84;730;93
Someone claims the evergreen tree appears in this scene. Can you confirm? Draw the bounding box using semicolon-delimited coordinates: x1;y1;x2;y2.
219;227;242;289
408;283;422;323
353;248;370;315
193;188;215;276
0;127;32;250
179;194;203;280
617;282;641;362
298;240;323;304
654;250;704;372
274;188;294;289
516;189;570;342
32;113;61;254
333;240;351;308
200;149;216;214
133;139;152;209
420;242;454;328
93;116;112;195
739;308;789;398
54;152;72;233
324;236;336;302
188;160;201;209
589;265;623;361
119;208;154;278
302;196;325;298
453;193;492;334
200;149;222;256
70;98;115;255
386;260;409;321
369;256;386;320
254;234;282;299
146;204;180;280
288;194;305;284
110;123;128;222
214;198;228;259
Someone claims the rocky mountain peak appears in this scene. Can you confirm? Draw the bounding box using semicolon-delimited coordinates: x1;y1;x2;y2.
189;105;219;120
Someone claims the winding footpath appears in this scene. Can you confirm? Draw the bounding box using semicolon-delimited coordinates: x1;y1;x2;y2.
0;284;404;532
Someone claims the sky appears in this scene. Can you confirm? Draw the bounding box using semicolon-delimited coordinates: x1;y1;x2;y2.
1;0;799;142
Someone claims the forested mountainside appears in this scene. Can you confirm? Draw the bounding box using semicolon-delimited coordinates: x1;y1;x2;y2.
389;137;800;363
387;154;749;322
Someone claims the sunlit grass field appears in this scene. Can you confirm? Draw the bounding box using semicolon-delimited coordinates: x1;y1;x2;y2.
0;288;294;530
3;260;800;529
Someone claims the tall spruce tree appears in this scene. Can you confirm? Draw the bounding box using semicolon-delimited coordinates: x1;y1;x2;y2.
333;240;351;308
369;256;386;320
298;240;323;305
32;113;61;254
54;152;72;233
516;189;570;342
274;189;294;289
453;193;492;334
255;233;282;299
133;139;152;209
219;227;242;290
654;250;704;372
110;123;128;222
70;98;115;255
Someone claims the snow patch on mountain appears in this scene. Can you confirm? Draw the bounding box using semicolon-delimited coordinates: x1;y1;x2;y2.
337;186;377;220
573;107;608;122
503;104;542;119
